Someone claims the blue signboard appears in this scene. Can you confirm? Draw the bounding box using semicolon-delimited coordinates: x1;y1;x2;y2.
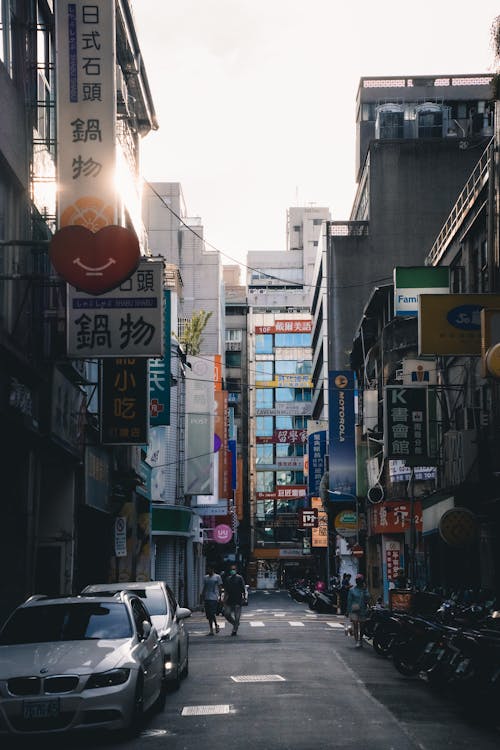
307;428;327;497
149;290;171;426
328;370;356;501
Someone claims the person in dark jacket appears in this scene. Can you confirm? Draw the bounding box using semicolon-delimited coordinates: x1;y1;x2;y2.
223;565;247;635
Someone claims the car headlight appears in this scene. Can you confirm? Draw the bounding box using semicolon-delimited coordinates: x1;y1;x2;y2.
85;668;130;689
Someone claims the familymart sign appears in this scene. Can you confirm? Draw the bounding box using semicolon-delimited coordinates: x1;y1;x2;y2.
394;267;449;317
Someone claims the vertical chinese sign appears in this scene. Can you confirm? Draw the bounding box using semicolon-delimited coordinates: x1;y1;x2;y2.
384;386;430;464
100;358;148;445
185;355;214;495
149;290;171;426
307;420;327;497
56;1;117;227
328;371;356;500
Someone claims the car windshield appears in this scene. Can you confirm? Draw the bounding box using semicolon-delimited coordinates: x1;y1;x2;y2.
85;587;168;616
135;588;168;616
0;603;133;645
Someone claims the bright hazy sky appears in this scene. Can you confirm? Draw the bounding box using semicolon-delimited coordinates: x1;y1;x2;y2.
132;1;499;270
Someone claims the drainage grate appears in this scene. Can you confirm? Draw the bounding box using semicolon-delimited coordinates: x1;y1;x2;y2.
231;675;285;683
182;705;233;716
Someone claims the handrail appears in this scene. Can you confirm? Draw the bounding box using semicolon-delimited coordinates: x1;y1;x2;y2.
426;138;493;266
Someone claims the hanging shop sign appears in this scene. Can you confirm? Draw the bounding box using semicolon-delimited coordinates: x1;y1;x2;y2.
394;266;449;317
299;508;318;529
384;386;434;465
254;320;312;334
334;510;358;536
100;358;148;445
67;258;164;358
213;524;233;544
311;497;328;548
419;293;500;356
328;371;356;500
257;429;308;444
51;367;87;455
55;0;117;226
370;501;422;535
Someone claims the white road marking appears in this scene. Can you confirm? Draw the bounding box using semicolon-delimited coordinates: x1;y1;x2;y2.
231;674;285;682
250;620;265;627
288;621;305;627
182;705;234;716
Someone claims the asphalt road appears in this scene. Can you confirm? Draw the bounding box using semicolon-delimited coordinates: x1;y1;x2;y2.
5;590;500;749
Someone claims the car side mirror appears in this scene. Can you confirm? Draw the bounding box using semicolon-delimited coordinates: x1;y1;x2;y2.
140;621;152;640
176;606;192;621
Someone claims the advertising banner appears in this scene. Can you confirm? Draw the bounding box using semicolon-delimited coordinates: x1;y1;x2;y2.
68;259;164;358
311;497;328;548
149;290;171;426
394;267;449;317
185;355;214;495
307;420;328;497
328;371;356;500
55;0;117;226
276;374;313;387
100;358;148;445
257;429;308;444
215;391;230;501
419;293;500;356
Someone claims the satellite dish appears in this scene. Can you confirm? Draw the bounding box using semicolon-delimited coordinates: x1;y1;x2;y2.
367;485;384;504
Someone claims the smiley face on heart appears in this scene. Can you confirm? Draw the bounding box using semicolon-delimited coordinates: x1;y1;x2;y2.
50;225;141;295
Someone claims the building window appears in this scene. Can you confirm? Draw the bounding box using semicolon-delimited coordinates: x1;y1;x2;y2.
255;360;273;381
255;334;273;354
256;416;273;436
226;351;241;368
313;219;323;226
275;333;311;347
450;264;465;293
225;329;242;342
256;471;275;492
256;445;273;464
0;0;13;75
36;1;55;152
256;389;273;408
276;470;304;486
276;443;305;457
275;416;306;430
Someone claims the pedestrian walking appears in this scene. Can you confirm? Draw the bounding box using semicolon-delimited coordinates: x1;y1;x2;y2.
200;565;223;635
223;564;247;636
347;573;370;648
339;572;352;616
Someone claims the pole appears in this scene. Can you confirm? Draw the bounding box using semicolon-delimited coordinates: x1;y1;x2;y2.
408;467;416;587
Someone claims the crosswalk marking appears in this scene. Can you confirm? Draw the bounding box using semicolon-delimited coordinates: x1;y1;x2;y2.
327;622;344;628
288;621;305;627
250;621;265;627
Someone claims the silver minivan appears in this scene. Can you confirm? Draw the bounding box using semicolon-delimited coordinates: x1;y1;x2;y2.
81;582;191;689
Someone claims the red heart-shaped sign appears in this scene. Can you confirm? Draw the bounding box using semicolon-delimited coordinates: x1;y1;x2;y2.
50;225;141;295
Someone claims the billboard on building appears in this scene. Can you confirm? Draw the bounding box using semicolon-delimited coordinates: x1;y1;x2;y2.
328;371;356;500
394;267;449;317
419;293;500;356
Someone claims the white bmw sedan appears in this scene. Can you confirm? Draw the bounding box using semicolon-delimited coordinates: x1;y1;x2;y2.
0;592;165;736
81;581;191;689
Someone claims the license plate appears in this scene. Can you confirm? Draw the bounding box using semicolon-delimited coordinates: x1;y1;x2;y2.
23;699;60;720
